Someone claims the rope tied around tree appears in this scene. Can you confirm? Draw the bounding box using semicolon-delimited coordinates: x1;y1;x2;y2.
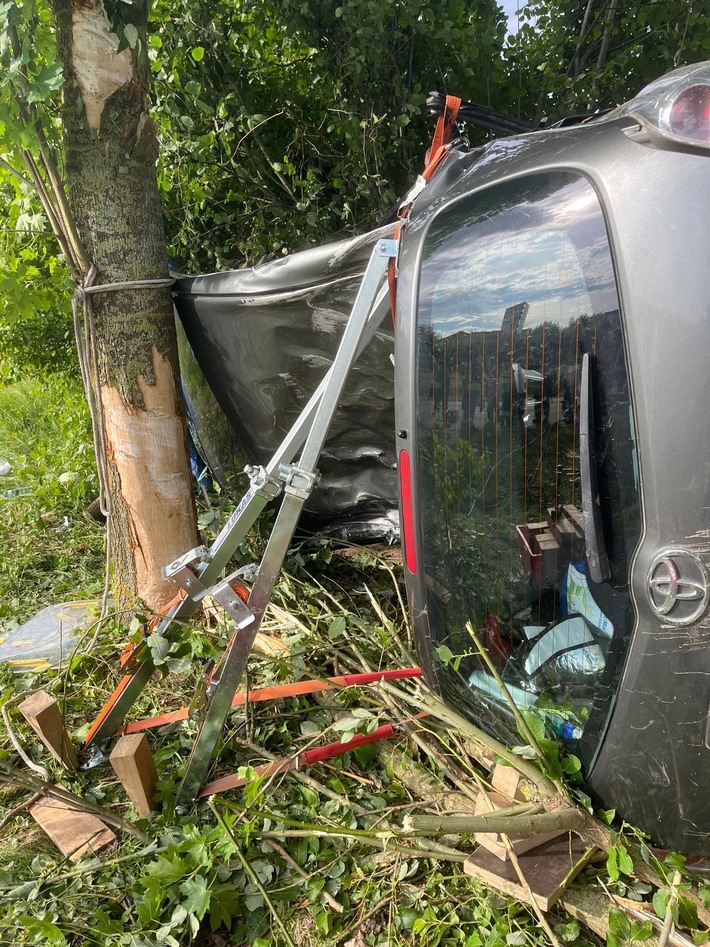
71;267;175;620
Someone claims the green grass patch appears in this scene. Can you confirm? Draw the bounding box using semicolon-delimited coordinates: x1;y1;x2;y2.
0;374;105;628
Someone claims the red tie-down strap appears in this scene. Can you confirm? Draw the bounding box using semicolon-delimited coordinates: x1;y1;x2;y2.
199;711;429;798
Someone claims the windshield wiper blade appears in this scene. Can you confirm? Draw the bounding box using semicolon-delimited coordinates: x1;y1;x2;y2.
580;353;611;583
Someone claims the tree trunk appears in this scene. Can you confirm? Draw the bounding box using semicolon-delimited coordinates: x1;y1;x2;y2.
50;0;198;610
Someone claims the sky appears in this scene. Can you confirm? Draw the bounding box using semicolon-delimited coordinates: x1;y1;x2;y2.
500;0;530;38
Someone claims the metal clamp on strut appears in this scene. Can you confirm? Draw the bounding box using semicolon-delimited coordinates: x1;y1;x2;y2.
163;545;212;584
278;463;320;501
244;464;282;501
163;548;254;629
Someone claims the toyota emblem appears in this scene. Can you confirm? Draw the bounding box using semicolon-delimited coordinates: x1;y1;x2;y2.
647;549;710;625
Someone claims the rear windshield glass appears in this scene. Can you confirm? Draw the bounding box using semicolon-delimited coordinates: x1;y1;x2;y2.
415;172;641;767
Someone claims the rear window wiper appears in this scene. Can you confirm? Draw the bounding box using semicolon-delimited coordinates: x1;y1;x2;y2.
580;353;611;583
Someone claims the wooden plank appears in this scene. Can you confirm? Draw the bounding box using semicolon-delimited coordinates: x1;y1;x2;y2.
473;791;565;859
30;797;115;862
18;690;77;769
110;733;157;818
464;835;595;911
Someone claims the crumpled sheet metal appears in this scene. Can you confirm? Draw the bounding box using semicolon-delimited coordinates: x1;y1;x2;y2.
174;225;399;527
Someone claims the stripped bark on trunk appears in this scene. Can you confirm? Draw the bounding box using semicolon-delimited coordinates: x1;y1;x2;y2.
51;0;198;610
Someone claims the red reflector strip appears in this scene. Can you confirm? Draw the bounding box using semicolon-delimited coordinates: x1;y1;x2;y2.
399;448;417;573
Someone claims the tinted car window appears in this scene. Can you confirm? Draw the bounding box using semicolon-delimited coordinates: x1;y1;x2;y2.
416;172;641;766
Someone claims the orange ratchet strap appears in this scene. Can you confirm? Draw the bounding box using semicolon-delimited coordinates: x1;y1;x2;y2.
388;94;461;321
115;666;422;736
84;587;191;746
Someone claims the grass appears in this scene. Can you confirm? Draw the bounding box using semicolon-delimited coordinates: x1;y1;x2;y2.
0;375;105;630
0;370;707;947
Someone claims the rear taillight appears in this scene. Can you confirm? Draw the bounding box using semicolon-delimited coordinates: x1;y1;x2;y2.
669;85;710;142
398;449;417;574
626;61;710;149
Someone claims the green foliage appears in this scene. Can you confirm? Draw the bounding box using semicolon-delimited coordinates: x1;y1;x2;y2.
148;0;506;271
503;0;710;122
0;0;74;384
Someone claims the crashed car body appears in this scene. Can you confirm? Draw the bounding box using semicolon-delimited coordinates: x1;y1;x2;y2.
176;62;710;855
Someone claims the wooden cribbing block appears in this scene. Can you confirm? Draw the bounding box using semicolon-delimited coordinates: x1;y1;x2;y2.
18;690;77;769
30;797;115;862
490;764;526;801
110;733;158;817
464;835;595;911
474;790;565;860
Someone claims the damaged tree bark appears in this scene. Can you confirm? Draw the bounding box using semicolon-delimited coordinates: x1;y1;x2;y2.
50;0;198;610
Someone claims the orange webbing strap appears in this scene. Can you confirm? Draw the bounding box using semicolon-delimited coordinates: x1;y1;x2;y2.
388;95;461;322
429;94;462;160
84;672;137;745
115;667;422;736
85;581;245;747
85;588;190;746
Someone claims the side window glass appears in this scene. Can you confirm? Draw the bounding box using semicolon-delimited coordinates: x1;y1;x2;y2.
416;173;641;766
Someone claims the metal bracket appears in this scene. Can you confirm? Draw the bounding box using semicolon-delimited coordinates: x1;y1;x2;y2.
375;238;398;258
208;576;254;629
162;545;212;580
278;463;320;501
188;660;215;722
81;742;110;770
244;464;282;501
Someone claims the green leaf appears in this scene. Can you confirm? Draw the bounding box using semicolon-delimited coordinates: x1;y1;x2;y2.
25;63;64;103
506;933;526;945
561;754;581;774
179;875;210;920
299;784;319;807
653;887;670;919
520;710;545;743
314;910;330;935
123;23;139;49
307;875;326;901
191;46;205;62
250;860;275;885
17;916;67;946
554;920;580;943
617;846;634;877
436;644;454;665
607;846;619;883
146;632;171;665
209;884;241;932
678;896;700;930
144;853;192;886
630;920;654;942
327;616;346;639
398;908;419;930
608;908;631;940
